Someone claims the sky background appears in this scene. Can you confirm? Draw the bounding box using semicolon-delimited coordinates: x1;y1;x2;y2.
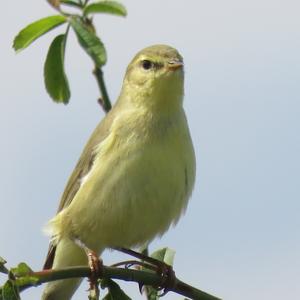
1;0;300;299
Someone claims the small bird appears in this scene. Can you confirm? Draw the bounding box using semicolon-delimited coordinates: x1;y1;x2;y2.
42;44;196;300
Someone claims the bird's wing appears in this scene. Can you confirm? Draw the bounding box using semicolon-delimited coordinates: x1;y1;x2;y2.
43;106;119;269
57;108;119;212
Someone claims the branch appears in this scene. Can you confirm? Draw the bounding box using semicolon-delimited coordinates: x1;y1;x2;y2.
15;265;221;300
93;66;112;113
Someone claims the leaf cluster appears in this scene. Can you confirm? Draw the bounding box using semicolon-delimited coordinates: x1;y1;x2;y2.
13;0;127;104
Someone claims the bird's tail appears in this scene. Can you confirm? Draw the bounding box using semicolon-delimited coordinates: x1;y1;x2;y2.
41;237;88;300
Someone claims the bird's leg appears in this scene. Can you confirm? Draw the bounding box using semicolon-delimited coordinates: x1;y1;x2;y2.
86;249;103;279
74;238;103;298
113;247;176;295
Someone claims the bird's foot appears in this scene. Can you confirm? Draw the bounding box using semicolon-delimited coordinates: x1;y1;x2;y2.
113;247;176;296
86;250;103;300
74;238;103;299
156;262;176;296
87;249;103;279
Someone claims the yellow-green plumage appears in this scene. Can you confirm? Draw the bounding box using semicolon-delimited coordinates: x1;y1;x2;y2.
42;45;196;300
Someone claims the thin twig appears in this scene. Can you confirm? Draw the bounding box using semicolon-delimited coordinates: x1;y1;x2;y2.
113;247;168;268
93;66;112;112
110;260;157;271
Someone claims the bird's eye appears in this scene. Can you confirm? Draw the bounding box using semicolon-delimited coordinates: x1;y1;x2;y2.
141;60;153;70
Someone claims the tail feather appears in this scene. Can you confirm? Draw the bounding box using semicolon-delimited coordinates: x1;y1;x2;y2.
43;244;56;270
41;238;88;300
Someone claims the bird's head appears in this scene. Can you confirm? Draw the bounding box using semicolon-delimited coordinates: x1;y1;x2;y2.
120;45;184;111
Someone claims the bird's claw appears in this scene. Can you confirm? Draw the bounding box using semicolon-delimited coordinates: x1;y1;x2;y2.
114;247;176;296
88;250;103;282
87;250;103;299
156;263;176;297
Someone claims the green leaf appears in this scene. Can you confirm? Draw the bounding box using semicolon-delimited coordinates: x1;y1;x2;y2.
70;17;107;67
44;34;70;103
0;257;8;274
144;285;159;300
61;0;82;8
1;280;20;300
10;263;33;277
15;275;40;289
9;263;39;288
13;15;66;52
84;1;127;17
101;279;131;300
0;257;7;264
150;247;175;266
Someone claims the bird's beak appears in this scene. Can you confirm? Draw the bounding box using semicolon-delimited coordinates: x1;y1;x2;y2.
167;60;184;71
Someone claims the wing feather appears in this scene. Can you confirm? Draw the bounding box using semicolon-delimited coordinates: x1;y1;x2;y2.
43;105;119;269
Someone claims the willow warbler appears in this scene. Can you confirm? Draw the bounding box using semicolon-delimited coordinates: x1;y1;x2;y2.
42;44;196;300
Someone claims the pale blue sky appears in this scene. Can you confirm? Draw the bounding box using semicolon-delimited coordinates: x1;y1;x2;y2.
0;1;299;299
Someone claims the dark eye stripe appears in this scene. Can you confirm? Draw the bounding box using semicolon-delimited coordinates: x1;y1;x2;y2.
140;60;164;70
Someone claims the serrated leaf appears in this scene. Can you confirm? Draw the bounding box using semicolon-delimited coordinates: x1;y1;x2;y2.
84;1;127;17
70;17;107;67
44;34;70;103
150;247;175;266
1;280;20;300
11;263;33;277
102;279;131;300
13;15;66;52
